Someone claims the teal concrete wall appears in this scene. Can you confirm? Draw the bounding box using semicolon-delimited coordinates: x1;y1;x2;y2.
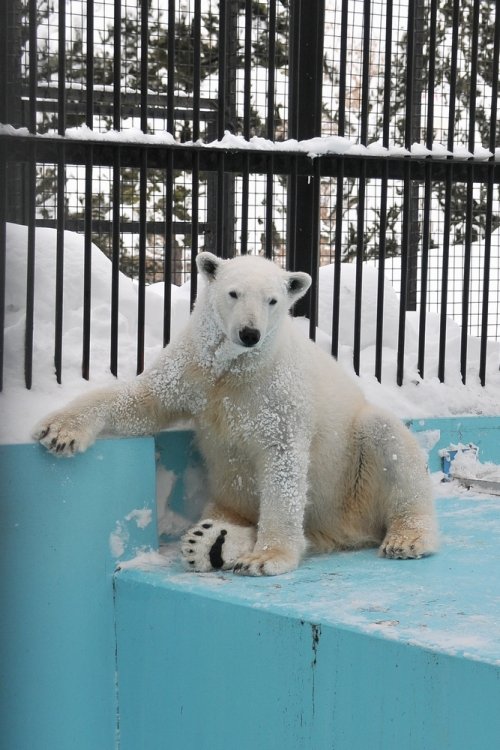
0;438;157;750
2;418;500;750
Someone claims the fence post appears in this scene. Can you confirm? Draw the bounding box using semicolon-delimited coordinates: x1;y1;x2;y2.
287;0;325;319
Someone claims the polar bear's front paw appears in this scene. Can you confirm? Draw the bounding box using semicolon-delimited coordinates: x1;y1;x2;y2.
380;521;438;560
181;520;256;572
33;414;96;457
233;548;299;576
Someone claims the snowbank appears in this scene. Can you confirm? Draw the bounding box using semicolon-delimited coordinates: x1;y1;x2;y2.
1;222;500;444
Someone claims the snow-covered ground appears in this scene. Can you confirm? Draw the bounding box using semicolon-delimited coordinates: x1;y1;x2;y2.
1;221;500;446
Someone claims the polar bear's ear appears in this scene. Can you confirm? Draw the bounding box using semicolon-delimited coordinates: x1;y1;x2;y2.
286;271;312;303
196;252;222;281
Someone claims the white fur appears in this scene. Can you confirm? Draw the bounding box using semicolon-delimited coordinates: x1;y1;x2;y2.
34;252;438;576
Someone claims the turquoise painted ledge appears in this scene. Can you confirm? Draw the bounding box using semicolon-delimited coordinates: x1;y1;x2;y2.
1;418;500;750
0;438;157;750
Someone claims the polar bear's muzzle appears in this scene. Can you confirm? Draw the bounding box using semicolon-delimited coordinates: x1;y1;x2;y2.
238;326;261;348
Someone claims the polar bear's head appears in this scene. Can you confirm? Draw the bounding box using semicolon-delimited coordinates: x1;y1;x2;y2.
196;252;311;351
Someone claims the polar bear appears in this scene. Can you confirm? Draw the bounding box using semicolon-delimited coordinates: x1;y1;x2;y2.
34;252;438;576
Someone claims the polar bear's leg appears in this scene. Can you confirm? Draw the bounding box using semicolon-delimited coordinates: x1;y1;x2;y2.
356;408;438;559
181;520;257;572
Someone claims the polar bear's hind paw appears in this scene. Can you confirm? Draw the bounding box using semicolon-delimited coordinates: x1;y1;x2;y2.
181;520;256;572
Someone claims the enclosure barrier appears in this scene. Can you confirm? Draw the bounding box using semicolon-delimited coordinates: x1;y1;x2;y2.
1;0;499;390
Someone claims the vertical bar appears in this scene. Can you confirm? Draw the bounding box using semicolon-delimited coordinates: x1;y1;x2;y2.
137;150;147;374
190;153;199;308
218;0;227;138
58;0;66;135
375;0;393;381
286;155;298;269
417;161;432;380
337;0;349;137
23;145;37;389
140;0;149;134
54;145;65;384
190;0;201;305
113;0;121;130
438;168;452;383
192;0;201;141
83;0;95;380
167;0;176;134
86;0;94;128
0;141;6;391
163;150;174;346
28;0;37;133
243;0;252;139
425;0;438;150
382;0;393;147
309;158;321;341
216;153;225;256
265;157;274;260
375;163;388;383
241;0;252;257
240;154;250;255
404;0;415;149
353;164;366;376
331;158;344;358
82;146;93;380
397;162;411;386
267;0;277;140
480;0;500;385
111;148;121;375
360;0;371;146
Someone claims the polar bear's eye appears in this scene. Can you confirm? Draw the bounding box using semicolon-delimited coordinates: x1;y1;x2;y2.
229;291;238;299
269;298;277;306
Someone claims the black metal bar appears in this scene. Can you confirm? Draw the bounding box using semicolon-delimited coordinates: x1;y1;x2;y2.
110;148;121;375
267;0;277;140
286;155;298;269
417;161;432;380
167;0;176;135
192;0;201;141
265;156;274;260
360;0;371;146
331;157;344;359
447;0;460;153
163;150;174;346
397;162;411;386
218;0;227;139
241;153;250;255
460;163;474;384
24;147;36;389
28;0;37;133
113;0;122;131
309;158;321;341
86;0;94;128
480;0;500;385
404;0;415;149
140;0;149;134
375;162;388;383
137;150;147;375
82;148;93;380
353;164;366;376
216;153;225;255
0;140;6;391
438;168;452;383
190;153;199;309
337;0;349;137
382;0;393;147
54;146;66;384
58;0;66;135
243;0;252;140
425;0;438;149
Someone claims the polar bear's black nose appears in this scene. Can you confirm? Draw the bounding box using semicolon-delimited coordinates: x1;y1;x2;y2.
239;327;261;347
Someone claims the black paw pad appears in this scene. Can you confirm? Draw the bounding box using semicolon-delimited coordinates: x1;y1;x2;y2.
209;531;227;570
